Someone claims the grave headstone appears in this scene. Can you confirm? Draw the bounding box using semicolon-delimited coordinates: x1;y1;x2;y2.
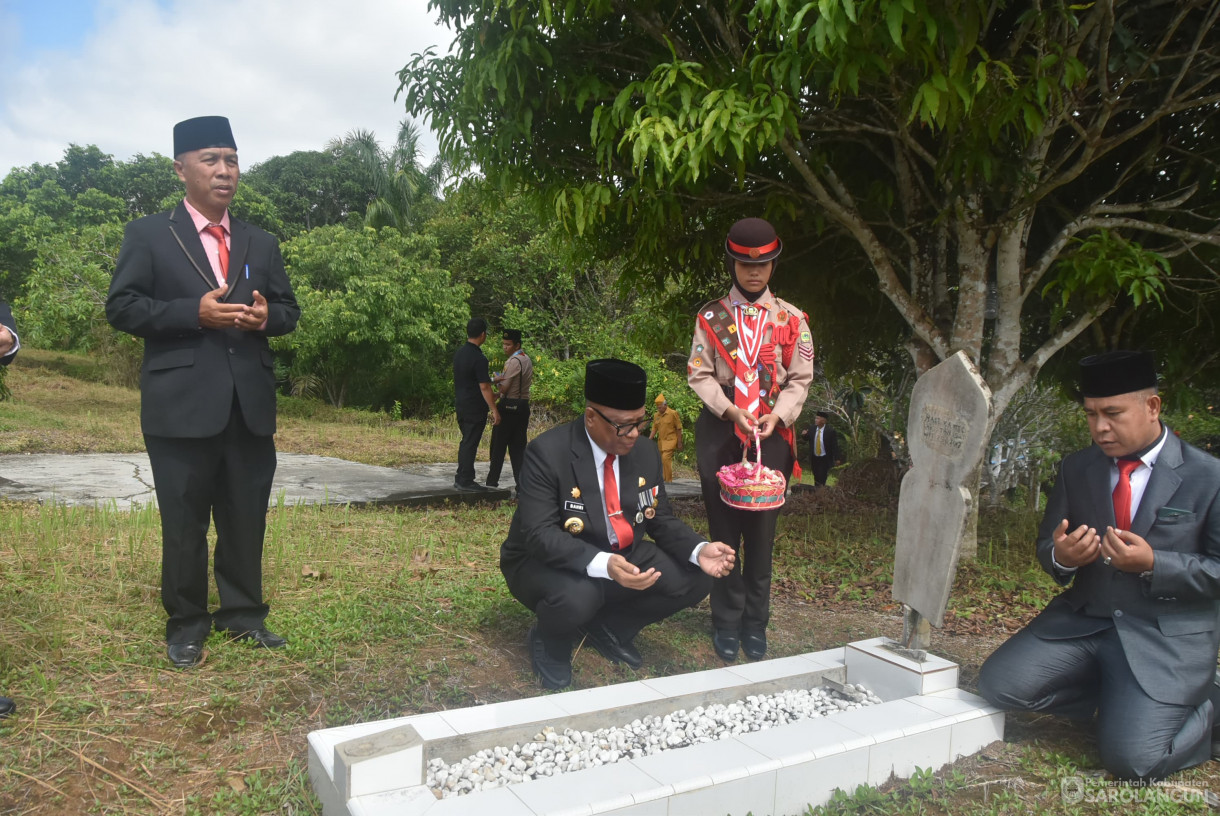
892;351;991;644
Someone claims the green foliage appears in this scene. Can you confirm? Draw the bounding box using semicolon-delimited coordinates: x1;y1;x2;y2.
275;226;470;411
11;222;143;385
13;224;123;351
528;343;702;443
330;119;445;234
401;0;1220;431
244;147;376;238
1044;231;1170;324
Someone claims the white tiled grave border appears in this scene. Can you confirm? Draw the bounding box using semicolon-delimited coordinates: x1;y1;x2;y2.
307;637;1004;816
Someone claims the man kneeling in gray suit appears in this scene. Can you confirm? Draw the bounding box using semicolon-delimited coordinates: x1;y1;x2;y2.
978;350;1220;780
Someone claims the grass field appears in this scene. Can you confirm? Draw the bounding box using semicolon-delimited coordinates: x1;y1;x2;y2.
0;350;1217;815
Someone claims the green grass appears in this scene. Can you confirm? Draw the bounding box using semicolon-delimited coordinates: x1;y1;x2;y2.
0;352;1217;814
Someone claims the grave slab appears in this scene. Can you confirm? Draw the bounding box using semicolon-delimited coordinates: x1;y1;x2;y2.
308;640;1003;816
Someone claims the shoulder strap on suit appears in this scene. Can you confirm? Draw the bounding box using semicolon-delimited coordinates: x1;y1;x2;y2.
167;203;220;291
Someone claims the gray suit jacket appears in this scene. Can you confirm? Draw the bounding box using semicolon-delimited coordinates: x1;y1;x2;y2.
106;202;299;438
1029;427;1220;705
500;419;704;576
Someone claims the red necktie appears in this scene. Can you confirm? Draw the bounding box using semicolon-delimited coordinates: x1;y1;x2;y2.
203;224;229;284
603;454;634;550
1112;459;1140;530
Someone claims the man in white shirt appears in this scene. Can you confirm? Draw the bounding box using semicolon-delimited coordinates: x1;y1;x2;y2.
499;359;735;689
978;350;1220;780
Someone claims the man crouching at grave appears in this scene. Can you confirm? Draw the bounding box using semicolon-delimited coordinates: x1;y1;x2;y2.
501;359;736;689
978;350;1220;781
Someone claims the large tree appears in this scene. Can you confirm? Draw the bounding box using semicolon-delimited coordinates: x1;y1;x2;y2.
399;0;1220;430
328;120;447;233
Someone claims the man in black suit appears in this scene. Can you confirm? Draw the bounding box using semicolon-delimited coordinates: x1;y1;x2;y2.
801;411;842;486
978;351;1220;780
106;116;299;669
0;300;20;714
500;359;736;689
452;318;499;491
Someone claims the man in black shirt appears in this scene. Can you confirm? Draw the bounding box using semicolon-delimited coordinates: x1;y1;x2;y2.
453;318;500;490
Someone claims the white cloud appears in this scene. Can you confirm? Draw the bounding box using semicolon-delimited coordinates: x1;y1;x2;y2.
0;0;452;173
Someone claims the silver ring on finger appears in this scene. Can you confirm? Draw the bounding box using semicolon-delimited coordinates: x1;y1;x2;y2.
1103;556;1112;566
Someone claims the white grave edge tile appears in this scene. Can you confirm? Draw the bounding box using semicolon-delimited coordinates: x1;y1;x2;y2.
309;639;1004;816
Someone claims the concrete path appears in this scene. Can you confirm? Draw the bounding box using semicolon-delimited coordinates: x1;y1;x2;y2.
0;453;704;509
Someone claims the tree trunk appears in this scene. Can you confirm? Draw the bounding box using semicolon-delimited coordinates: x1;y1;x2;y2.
959;462;981;560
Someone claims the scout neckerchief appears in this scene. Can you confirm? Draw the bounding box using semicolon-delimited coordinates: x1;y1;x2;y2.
698;297;776;446
733;299;768;444
697;295;805;481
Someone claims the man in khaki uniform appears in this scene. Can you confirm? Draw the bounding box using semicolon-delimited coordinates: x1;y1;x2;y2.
649;393;684;481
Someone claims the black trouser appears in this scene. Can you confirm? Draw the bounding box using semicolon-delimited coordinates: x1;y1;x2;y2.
696;408;793;634
502;540;711;656
810;454;833;485
454;410;488;486
978;624;1216;780
487;399;529;485
145;397;276;644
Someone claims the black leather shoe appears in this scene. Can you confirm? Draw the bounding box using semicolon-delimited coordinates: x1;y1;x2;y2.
485;481;499;488
0;696;15;717
713;629;740;661
223;628;287;649
742;630;767;661
453;481;488;492
579;622;644;669
167;641;204;669
528;625;572;690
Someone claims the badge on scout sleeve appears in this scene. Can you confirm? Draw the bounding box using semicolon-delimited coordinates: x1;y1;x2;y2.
564;517;584;534
571;487;581;498
704;310;715;319
799;330;811;344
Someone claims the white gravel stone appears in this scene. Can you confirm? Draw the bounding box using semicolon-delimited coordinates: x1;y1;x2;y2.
426;683;881;798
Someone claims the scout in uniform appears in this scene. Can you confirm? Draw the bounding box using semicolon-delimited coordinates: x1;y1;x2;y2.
688;217;814;662
649;393;684;482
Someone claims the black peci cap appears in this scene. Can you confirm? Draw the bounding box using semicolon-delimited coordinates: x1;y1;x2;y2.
173;116;237;157
585;359;646;410
503;329;522;344
1078;350;1158;398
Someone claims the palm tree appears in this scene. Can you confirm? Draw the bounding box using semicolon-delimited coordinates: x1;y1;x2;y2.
328;119;446;232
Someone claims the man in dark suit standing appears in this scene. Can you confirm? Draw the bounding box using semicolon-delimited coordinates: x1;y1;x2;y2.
106;116;299;669
452;318;499;491
501;359;736;689
801;411;842;486
978;351;1220;780
0;300;20;714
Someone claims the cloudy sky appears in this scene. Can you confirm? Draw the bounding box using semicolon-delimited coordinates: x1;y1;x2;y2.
0;0;453;174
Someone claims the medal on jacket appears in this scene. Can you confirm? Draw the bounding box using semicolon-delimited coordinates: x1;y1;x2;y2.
564;517;584;534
